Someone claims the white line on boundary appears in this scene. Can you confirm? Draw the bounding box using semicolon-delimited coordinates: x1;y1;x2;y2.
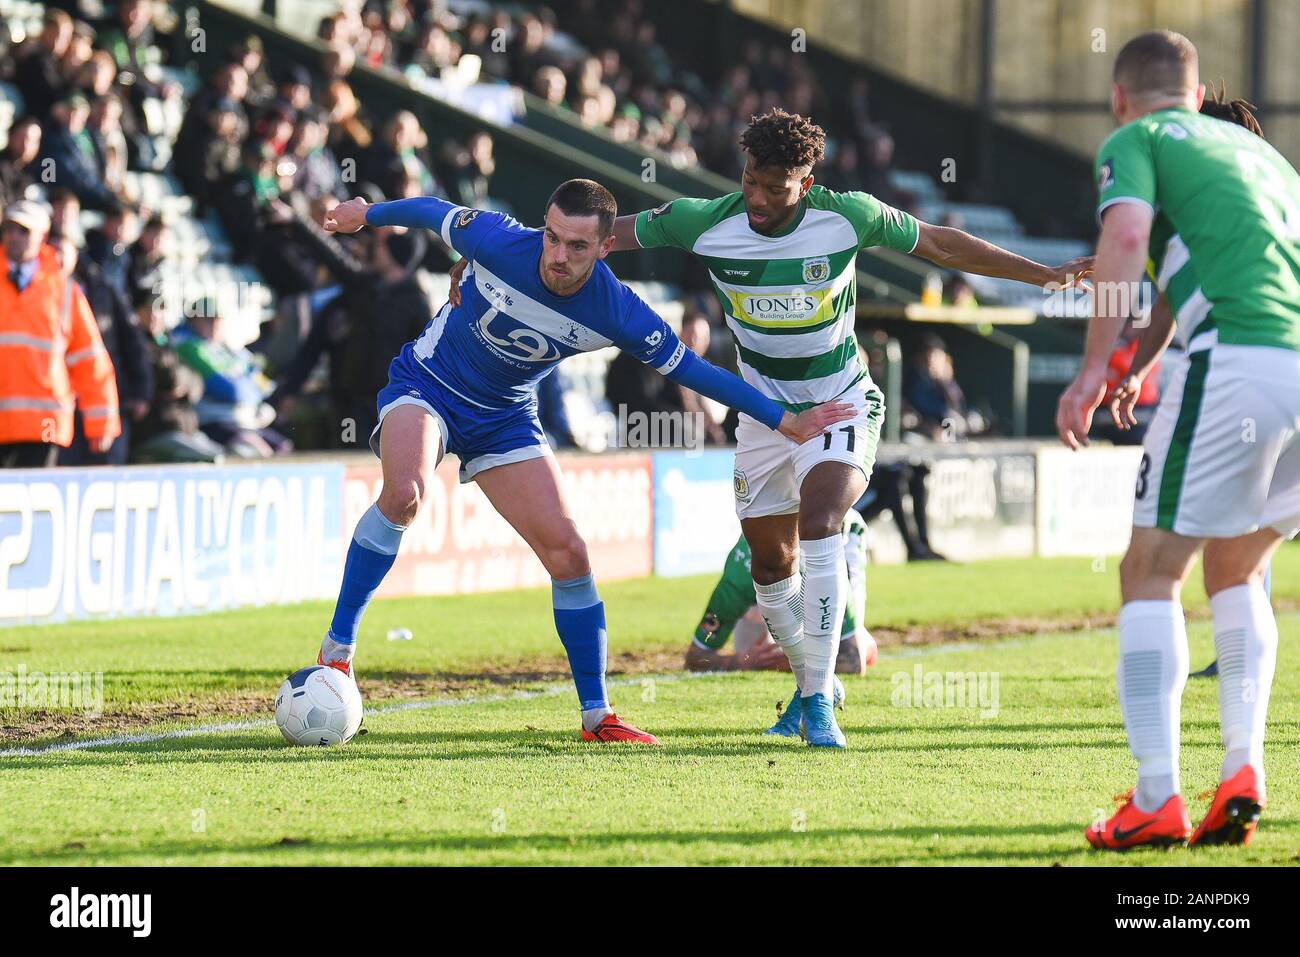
0;672;720;758
0;627;1094;758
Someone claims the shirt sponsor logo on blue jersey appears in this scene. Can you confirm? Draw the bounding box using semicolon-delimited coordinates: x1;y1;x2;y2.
476;311;564;363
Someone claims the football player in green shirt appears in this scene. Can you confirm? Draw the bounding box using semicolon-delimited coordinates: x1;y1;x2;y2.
1107;88;1272;684
1058;31;1300;851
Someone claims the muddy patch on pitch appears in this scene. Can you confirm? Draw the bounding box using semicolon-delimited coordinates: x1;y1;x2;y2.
0;649;685;746
6;601;1294;747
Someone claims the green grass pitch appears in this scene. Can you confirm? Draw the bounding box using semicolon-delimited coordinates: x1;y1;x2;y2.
2;550;1297;866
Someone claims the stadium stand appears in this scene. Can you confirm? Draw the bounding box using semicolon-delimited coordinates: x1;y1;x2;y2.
1;0;1101;464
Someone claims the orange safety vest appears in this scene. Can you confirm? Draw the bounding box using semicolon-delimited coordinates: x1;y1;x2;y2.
0;244;121;447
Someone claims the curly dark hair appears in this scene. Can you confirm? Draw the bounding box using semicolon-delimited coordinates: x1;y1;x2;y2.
1201;81;1263;137
738;108;826;172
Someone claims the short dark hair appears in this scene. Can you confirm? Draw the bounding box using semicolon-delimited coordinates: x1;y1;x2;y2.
545;178;617;236
1114;30;1198;97
739;108;826;173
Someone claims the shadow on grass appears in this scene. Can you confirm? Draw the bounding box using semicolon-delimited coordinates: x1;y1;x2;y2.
9;818;1296;866
3;712;1268;770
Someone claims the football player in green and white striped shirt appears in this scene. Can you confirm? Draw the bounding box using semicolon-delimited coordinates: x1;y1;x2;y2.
447;111;1088;747
606;109;1091;746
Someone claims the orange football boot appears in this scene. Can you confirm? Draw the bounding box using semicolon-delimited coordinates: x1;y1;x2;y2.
1085;788;1191;850
1189;765;1265;847
581;713;660;744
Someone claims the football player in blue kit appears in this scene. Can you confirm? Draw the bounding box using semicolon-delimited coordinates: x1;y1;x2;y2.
317;179;854;743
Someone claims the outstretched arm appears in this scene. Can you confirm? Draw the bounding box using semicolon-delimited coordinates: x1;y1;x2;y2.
325;195;460;233
911;221;1093;288
656;346;854;443
327;196;500;264
611;214;641;252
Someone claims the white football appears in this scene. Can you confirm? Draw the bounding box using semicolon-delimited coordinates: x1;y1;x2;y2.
275;665;363;746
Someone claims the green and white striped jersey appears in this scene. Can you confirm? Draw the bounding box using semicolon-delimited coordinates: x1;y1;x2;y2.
634;186;919;409
1147;220;1198;348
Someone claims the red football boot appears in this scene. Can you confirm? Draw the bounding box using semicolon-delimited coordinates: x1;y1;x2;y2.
317;648;354;679
1085;788;1191;850
581;713;660;744
1189;765;1265;847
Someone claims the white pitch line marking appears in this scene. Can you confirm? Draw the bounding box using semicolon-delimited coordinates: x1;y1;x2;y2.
0;672;721;757
0;623;1153;757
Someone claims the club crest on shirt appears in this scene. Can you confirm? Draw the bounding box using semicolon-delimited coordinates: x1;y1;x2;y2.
455;208;481;228
802;256;830;284
733;468;750;501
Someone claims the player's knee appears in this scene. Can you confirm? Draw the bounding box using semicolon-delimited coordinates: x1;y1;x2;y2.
542;529;590;580
1119;538;1189;601
797;505;843;542
377;476;425;527
1118;545;1163;598
750;549;797;585
1202;543;1266;597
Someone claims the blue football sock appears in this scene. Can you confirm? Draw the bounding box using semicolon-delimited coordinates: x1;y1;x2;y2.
552;573;608;712
328;503;406;644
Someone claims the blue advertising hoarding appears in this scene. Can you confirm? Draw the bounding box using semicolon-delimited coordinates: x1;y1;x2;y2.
0;464;346;625
652;450;741;577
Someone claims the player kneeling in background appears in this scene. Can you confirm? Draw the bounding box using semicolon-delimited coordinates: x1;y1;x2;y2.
686;510;876;679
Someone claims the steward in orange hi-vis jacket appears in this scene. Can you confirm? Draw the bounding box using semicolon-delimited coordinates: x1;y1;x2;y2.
1;200;120;459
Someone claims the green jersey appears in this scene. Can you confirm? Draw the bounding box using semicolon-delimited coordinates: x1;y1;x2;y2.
1096;106;1300;352
635;186;919;410
693;511;868;650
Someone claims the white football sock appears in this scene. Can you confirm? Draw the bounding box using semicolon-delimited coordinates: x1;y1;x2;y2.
581;706;613;732
320;633;355;666
799;534;846;700
1117;600;1189;813
1211;582;1277;783
754;573;806;690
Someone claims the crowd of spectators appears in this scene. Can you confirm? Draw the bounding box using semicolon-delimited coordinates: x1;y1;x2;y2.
0;1;502;466
307;0;912;206
2;0;992;483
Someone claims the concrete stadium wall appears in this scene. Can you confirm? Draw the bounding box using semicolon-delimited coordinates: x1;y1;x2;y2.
730;0;1300;169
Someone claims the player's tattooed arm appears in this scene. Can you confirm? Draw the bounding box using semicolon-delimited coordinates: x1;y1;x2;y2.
911;221;1094;288
1109;292;1176;430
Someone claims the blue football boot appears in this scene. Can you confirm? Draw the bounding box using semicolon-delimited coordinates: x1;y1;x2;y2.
764;686;803;736
801;691;847;748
